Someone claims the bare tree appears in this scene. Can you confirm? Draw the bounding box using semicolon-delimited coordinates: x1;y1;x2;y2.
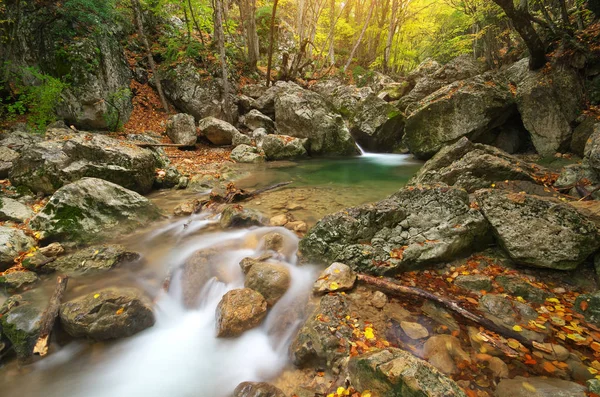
343;0;376;73
266;0;280;86
239;0;259;69
383;0;399;73
212;0;232;122
327;0;336;65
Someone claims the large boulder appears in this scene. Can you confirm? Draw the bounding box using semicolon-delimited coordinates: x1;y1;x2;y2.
215;288;267;337
230;144;265;164
475;189;600;270
241;109;275;133
404;75;514;160
0;196;34;223
348;348;467;397
273;82;358;156
166;113;197;146
261;135;308;160
9;133;157;195
198;117;240;146
0;226;35;271
409;138;549;192
59;287;155;340
349;95;405;153
0;146;20;178
244;261;291;307
299;185;489;275
509;60;585;156
29;178;161;245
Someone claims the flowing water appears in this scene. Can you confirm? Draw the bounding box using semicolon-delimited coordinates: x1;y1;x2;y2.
0;153;421;397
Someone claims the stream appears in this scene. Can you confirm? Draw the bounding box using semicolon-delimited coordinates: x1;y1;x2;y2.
0;153;421;397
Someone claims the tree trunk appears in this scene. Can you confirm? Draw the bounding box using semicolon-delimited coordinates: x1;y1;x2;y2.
239;0;259;69
132;0;170;112
383;0;399;73
492;0;547;70
213;0;232;122
343;0;376;73
188;0;206;45
327;0;336;65
266;0;279;87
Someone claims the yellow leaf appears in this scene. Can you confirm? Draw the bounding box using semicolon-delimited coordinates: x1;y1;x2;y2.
513;325;523;332
529;320;546;330
361;392;372;397
93;294;100;299
567;333;587;343
116;307;124;315
329;282;339;290
336;387;345;395
521;382;537;392
516;296;526;303
589;367;599;375
546;298;560;304
508;339;521;349
334;269;340;274
364;327;375;340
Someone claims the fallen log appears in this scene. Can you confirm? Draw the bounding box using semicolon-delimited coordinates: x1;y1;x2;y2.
208;181;292;205
32;275;69;358
357;273;535;349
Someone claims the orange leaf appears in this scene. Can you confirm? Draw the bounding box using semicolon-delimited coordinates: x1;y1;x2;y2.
581;300;589;311
542;361;557;373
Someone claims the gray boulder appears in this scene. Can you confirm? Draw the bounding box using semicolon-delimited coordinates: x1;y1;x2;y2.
261;135;308;160
230;144;265;164
273;82;358;156
404;75;514;160
30;178;161;245
350;95;405;153
0;196;34;223
348;348;467;397
378;81;412;101
0;146;19;178
220;205;264;228
9;133;157;195
241;109;275;133
244;261;291;307
572;116;599;156
166;113;197;146
300;185;489;275
216;288;267;337
0;226;35;271
232;131;253;147
59;287;155;340
43;244;141;274
475;189;600;270
432;55;485;83
198;117;239;146
409;138;548;192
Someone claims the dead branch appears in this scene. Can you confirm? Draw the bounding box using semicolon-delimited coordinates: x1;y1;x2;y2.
32;275;69;359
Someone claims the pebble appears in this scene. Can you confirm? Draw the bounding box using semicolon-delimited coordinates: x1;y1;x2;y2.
371;291;388;309
270;214;288;227
400;321;429;340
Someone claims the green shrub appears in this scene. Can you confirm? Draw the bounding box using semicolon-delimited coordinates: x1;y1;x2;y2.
103;87;132;132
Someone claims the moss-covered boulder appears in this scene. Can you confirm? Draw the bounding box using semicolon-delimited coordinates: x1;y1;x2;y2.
0;271;39;292
43;244;141;275
261;135;308;160
30;178;161;245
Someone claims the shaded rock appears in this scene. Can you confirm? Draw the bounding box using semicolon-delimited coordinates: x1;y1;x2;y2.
0;291;43;359
242;109;275;133
585;129;600;177
0;146;19;178
496;376;585;397
291;294;351;370
478;293;543;342
555;163;598;189
0;196;34;222
454;274;492;292
262;232;284;253
569;200;600;228
241;84;268;99
0;226;35;271
409;138;548;192
43;244;140;275
495;275;552;303
350;95;405;153
220;205;264;228
313;262;356;294
166;113;197;146
423;334;471;374
378;81;412;101
273;82;358;156
432;55;485;82
233;382;286;397
572;116;599;156
400;321;429;340
198;117;239;146
475;189;600;270
0;270;39;291
300;185;488;275
232;131;253;147
422;301;460;332
404;75;514;159
230;144;265;163
29;178;161;245
215;288;267;337
154;166;184;190
488;357;509;378
245;261;291;306
38;242;64;258
348;348;467;397
59;287;155;340
575;291;600;327
372;291;388;309
261;135;308;160
126;133;171;168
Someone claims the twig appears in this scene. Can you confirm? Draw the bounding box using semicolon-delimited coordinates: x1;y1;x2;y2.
32;275;69;358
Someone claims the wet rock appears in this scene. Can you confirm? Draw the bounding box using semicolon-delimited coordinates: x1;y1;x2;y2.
181;249;224;308
555;163;598;189
349;95;405;153
422;301;460;332
285;220;307;233
404;75;514;160
313;262;356;294
534;342;570;361
496;376;585;397
423;335;471;374
479;293;543;342
488;357;509;378
585;129;600;177
241;109;275;133
233;382;286;397
0;226;35;271
173;199;201;217
475;189;600;270
495;275;552;303
198;117;239;146
409;138;548;192
400;321;429;340
38;242;65;258
371;291;388;309
273;82;358;156
244;261;291;306
0;146;19;178
468;326;502;357
232;131;253;147
0;292;43;360
261;135;308;161
59;287;155;340
30;178;162;245
575;291;600;327
262;232;284;253
230;144;265;164
0;271;39;291
454;274;492;292
154;166;184;190
270;214;290;227
165;113;197;146
220;205;264;228
0;196;34;223
215;288;267;337
300;185;488;275
348;348;467;397
43;244;140;275
291;294;351;371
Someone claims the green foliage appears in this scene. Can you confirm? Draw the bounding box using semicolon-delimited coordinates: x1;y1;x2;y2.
351;65;374;88
103;87;132;132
